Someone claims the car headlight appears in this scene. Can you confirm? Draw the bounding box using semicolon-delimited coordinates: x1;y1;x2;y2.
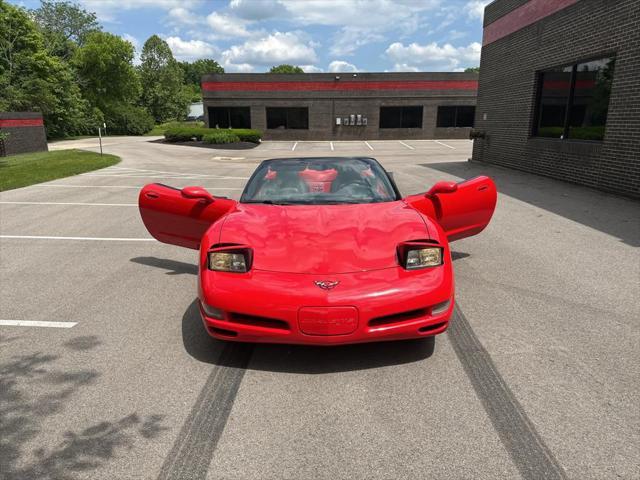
397;242;443;270
208;245;252;273
405;247;442;269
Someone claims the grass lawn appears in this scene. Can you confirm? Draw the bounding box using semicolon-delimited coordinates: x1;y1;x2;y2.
0;149;120;191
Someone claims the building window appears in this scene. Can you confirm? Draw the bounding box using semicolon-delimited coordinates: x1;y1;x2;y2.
209;107;251;129
533;57;615;141
379;106;423;128
436;106;475;127
266;107;309;129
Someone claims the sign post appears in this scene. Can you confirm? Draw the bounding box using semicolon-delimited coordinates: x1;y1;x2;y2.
98;127;103;156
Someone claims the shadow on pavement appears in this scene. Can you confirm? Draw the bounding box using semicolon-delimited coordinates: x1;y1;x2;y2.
130;256;197;275
423;161;640;247
0;342;166;479
181;299;436;373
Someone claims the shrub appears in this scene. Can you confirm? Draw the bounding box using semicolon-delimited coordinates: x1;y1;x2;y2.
164;127;262;143
203;131;241;144
104;104;154;135
232;129;262;143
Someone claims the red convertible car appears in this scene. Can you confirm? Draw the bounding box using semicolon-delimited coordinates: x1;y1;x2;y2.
139;157;496;345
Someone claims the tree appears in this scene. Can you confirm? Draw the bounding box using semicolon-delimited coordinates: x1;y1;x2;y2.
179;58;224;86
139;35;189;122
74;31;141;110
269;64;304;74
464;66;480;73
0;1;96;138
31;0;100;59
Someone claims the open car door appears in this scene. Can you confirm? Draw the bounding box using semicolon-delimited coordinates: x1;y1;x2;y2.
139;184;236;249
405;176;497;242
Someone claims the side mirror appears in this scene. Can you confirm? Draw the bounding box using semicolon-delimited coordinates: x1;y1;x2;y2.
426;181;458;197
181;186;214;203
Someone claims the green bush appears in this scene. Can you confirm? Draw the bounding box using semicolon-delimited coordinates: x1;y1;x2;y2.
104;104;154;135
164;127;262;143
203;131;241;144
232;129;262;143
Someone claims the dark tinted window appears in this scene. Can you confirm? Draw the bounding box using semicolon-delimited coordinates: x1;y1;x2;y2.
209;107;251;128
534;57;614;141
437;106;475;127
379;106;423;128
266;107;309;129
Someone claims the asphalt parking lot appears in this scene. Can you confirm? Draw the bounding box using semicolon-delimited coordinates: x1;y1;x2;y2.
1;137;638;480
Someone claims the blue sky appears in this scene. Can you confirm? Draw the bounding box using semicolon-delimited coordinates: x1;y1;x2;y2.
12;0;490;72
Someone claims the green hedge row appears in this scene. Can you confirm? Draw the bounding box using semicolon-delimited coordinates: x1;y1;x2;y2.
164;127;262;144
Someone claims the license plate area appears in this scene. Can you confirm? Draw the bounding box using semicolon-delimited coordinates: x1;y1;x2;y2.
298;306;358;336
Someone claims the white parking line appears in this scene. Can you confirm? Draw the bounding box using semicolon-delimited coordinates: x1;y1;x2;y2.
110;166;211;177
434;140;455;149
364;141;374;151
330;141;334;151
398;141;415;150
291;142;298;151
0;235;157;241
0;320;77;328
0;201;137;206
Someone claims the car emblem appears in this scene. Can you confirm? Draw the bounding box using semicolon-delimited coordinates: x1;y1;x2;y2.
314;280;340;290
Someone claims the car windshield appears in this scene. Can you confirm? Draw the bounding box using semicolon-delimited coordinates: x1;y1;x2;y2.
240;157;399;205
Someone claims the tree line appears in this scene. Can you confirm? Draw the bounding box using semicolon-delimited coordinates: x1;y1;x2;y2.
0;0;223;138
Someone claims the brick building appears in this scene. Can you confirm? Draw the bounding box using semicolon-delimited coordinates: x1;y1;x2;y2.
201;72;478;140
0;112;48;156
472;0;640;198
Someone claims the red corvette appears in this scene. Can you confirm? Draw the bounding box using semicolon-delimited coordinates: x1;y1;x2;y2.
139;157;496;345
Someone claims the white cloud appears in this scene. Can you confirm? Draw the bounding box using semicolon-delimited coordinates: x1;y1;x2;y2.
206;12;252;38
221;31;317;70
165;36;218;61
167;7;201;27
330;27;384;57
301;65;324;73
465;0;491;20
328;60;359;73
385;41;481;71
80;0;203;22
229;0;283;20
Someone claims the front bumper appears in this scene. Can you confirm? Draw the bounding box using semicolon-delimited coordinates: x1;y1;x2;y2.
198;265;454;345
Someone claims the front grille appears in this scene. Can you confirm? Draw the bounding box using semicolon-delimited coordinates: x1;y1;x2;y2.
368;308;429;327
227;312;290;331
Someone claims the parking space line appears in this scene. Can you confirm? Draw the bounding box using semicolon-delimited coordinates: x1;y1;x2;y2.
0;235;157;242
398;141;415;150
364;141;374;151
330;141;334;151
434;140;455;149
0;320;77;328
291;142;298;151
0;201;137;206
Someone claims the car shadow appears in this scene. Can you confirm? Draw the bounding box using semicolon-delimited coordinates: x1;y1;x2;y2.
181;299;435;374
130;256;197;275
423;161;640;247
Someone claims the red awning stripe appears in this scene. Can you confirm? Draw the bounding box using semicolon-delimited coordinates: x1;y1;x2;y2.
202;80;478;92
0;118;44;127
483;0;579;46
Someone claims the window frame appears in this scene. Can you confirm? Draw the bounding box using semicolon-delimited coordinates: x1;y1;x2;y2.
532;54;616;142
208;106;251;129
379;106;424;129
265;107;309;130
436;105;476;128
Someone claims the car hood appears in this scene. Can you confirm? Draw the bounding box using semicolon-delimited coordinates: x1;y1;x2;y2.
218;201;430;274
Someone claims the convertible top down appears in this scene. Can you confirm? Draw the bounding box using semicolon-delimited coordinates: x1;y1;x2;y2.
139;157;496;345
